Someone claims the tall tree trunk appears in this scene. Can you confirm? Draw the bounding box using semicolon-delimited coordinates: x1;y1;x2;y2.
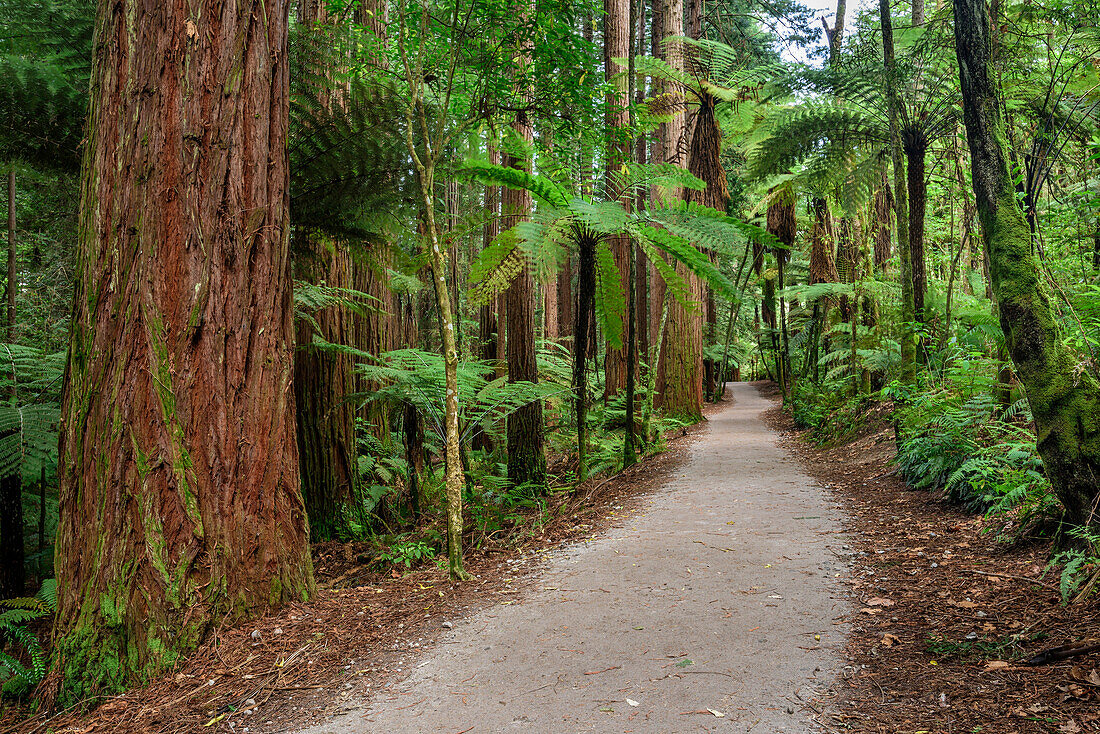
6;167;14;343
654;0;701;420
53;0;313;703
504;114;546;490
954;0;1100;529
881;0;916;383
574;231;597;481
293;235;359;540
293;0;360;542
603;0;632;399
905;138;928;331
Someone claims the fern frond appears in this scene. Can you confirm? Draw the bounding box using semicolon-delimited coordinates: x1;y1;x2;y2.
460;159;571;208
468;230;525;307
594;239;626;350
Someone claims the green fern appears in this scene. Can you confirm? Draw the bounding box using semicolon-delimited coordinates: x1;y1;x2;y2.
0;580;55;697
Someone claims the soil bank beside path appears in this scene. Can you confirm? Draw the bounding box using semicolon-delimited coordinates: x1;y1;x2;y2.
298;383;849;733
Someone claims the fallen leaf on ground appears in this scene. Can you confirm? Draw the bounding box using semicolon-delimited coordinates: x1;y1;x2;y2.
1070;667;1100;687
866;597;895;607
882;633;901;647
984;661;1013;671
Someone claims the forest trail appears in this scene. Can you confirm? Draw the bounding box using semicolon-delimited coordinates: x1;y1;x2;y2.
299;384;848;733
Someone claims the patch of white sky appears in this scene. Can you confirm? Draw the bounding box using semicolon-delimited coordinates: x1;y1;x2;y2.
778;0;877;65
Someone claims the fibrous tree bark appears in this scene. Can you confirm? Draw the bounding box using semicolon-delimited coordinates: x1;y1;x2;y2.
293;234;359;540
603;0;632;399
881;0;916;383
653;0;704;420
293;0;360;542
953;0;1100;528
53;0;313;703
503;113;546;490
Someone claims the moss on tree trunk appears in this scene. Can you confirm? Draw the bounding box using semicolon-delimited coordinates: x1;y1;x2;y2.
52;0;314;705
954;0;1100;528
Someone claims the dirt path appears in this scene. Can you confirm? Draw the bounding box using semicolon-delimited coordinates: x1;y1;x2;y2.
299;383;848;733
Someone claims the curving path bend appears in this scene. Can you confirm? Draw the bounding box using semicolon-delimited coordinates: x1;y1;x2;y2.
299;382;848;733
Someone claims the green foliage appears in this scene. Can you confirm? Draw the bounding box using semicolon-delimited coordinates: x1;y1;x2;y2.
1048;526;1100;604
788;379;867;444
0;579;56;697
379;539;437;570
0;0;93;168
357;349;566;448
0;344;63;486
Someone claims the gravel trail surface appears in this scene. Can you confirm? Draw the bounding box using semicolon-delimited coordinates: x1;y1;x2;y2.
299;383;848;733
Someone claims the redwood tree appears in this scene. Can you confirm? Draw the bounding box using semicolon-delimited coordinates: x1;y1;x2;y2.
503;113;547;490
53;0;313;703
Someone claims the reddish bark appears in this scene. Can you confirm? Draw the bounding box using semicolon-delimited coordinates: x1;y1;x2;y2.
504;114;545;489
54;0;312;704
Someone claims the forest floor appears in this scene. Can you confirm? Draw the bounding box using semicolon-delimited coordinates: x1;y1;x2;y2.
763;387;1100;734
3;396;711;734
9;383;1100;734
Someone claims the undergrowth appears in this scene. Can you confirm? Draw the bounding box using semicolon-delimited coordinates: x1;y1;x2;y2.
788;351;1098;604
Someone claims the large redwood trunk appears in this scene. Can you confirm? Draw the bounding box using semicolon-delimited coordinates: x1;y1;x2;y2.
652;0;700;419
658;92;724;421
504;112;546;489
53;0;313;704
293;0;359;541
603;0;632;398
293;234;359;540
355;0;394;443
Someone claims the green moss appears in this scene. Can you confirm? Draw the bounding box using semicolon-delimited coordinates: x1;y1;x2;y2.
269;575;283;606
53;625;127;709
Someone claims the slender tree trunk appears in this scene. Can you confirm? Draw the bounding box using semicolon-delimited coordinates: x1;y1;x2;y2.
53;0;313;703
420;177;468;578
906;139;928;332
403;402;423;521
954;0;1100;529
574;232;597;481
881;0;916;383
